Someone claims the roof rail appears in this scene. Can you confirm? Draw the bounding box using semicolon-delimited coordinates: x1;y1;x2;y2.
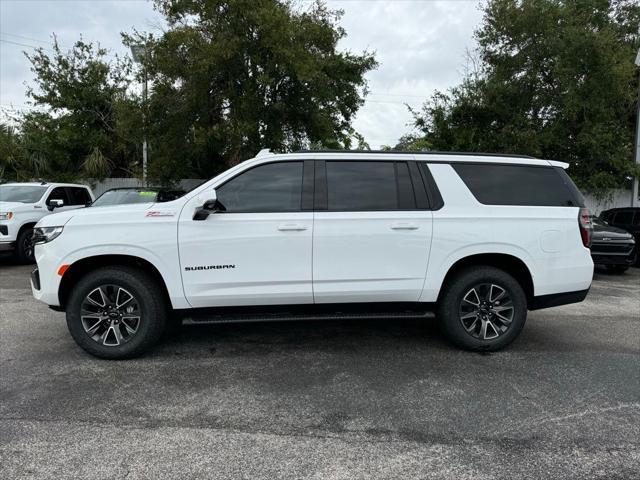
255;149;275;158
294;149;536;159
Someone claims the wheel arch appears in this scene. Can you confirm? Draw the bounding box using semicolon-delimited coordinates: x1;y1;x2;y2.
58;254;172;310
17;221;37;237
437;253;534;305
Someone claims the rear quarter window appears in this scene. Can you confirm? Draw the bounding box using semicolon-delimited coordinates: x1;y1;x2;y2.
452;163;585;207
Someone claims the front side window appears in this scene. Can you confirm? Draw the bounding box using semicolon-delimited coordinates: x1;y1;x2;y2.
217;162;303;212
326;161;412;211
0;185;47;203
47;187;69;205
452;163;584;207
66;187;92;205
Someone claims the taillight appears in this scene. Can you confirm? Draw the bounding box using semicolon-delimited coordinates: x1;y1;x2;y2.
578;207;592;248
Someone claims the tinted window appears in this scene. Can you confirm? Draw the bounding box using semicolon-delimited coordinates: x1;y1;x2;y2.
47;187;69;205
614;211;633;225
326;161;399;211
452;164;584;207
633;212;640;226
66;187;91;205
217;162;303;212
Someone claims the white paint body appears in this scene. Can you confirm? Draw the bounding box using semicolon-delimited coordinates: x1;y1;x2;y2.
0;182;94;251
32;152;593;310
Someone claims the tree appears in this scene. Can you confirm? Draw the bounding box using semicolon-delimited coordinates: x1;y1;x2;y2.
18;39;137;180
409;0;640;194
124;0;377;181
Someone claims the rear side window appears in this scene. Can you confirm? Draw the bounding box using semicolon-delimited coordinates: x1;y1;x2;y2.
217;161;303;212
325;161;415;211
452;163;584;207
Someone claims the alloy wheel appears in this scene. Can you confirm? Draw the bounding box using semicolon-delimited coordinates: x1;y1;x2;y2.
458;283;515;340
23;233;34;261
80;285;142;346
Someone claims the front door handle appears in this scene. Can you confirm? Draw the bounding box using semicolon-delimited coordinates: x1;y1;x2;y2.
278;224;308;231
391;223;419;230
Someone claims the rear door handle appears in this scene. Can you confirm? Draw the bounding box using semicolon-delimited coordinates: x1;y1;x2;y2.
278;224;308;231
391;223;419;230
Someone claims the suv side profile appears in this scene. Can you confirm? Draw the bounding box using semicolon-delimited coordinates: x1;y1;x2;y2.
0;182;94;263
31;151;594;359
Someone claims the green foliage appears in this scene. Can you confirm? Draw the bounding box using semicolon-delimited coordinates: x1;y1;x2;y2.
409;0;640;195
1;39;138;182
122;0;377;181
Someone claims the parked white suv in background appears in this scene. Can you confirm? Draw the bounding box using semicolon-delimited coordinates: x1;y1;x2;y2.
31;151;594;359
0;182;94;263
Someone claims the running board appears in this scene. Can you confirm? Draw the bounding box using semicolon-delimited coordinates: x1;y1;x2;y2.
176;303;434;326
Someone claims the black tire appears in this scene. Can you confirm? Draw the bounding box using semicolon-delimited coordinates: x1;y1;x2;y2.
606;265;629;274
15;227;35;264
437;266;527;351
66;266;167;359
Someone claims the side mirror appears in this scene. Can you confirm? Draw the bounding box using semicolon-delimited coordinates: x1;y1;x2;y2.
193;191;225;220
47;199;64;211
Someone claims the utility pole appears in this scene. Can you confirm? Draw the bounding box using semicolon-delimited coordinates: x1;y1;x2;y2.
131;44;148;187
632;30;640;207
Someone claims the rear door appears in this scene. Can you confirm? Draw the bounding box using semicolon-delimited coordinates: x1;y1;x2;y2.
312;158;433;303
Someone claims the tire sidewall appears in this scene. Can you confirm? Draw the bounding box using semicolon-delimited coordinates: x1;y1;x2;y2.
439;267;527;351
66;267;166;359
16;227;35;264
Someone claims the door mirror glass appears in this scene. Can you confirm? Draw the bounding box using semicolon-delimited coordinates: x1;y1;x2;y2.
47;199;64;211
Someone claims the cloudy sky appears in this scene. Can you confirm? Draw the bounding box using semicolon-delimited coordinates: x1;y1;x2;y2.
0;0;483;148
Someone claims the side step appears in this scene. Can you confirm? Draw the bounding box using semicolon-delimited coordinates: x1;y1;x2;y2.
176;303;435;326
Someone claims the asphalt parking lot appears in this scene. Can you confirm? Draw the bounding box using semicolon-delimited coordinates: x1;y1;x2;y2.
0;261;639;480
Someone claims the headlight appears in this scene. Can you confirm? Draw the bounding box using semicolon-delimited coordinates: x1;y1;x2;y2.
0;212;13;220
32;226;64;244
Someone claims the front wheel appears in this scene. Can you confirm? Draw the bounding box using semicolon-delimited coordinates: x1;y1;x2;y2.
437;266;527;351
66;266;167;359
15;227;35;264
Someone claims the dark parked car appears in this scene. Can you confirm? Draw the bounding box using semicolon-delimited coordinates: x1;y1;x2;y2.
600;207;640;266
590;216;636;273
91;187;185;207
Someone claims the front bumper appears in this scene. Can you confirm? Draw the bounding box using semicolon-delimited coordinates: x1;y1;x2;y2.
591;252;636;266
31;244;63;307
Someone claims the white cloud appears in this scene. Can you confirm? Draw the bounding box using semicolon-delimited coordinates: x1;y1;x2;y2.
0;0;483;148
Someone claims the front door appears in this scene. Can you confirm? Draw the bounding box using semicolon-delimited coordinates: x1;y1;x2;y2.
312;160;433;303
178;161;314;308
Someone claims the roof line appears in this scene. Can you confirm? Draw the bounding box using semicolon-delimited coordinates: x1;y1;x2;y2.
293;150;537;159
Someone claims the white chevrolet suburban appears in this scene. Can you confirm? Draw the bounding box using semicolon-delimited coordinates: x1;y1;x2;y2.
31;151;594;359
0;182;94;263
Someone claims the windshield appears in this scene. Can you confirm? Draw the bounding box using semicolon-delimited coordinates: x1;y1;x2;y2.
92;189;158;207
0;185;48;203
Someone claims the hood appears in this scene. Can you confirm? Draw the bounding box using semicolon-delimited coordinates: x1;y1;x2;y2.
592;221;633;240
36;202;154;228
0;201;35;212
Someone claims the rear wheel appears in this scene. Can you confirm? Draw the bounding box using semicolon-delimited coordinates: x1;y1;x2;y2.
66;266;167;359
15;227;35;264
437;266;527;351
